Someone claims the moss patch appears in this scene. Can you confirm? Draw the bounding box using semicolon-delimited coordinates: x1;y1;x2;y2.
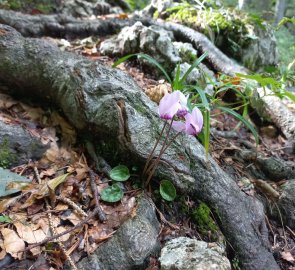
0;138;17;169
0;0;54;13
191;202;218;235
167;5;258;61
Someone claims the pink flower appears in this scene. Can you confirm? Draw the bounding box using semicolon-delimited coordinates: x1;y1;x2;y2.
185;107;203;135
172;107;203;136
159;91;188;120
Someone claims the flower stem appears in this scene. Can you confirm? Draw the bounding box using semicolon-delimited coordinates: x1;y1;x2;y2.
142;121;167;177
145;120;178;188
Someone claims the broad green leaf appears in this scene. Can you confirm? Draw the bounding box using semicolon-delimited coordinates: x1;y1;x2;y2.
282;91;295;102
160;180;176;201
217;106;259;144
180;52;208;84
0;215;12;223
110;165;130;181
101;184;124;202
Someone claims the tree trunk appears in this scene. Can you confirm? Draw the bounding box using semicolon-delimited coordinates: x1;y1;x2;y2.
0;24;280;270
274;0;287;24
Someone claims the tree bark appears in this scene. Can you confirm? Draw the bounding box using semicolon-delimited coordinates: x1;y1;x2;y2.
274;0;287;25
0;24;279;270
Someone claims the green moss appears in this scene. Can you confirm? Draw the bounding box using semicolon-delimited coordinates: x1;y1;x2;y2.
0;138;17;169
0;0;54;13
167;5;253;60
191;202;218;234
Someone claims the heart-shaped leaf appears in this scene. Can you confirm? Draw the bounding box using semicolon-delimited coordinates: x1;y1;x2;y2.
101;184;124;203
110;165;130;181
160;180;176;201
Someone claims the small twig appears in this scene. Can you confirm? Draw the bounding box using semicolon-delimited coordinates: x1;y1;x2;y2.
89;170;107;222
56;196;87;218
286;226;295;239
25;208;100;251
33;166;42;184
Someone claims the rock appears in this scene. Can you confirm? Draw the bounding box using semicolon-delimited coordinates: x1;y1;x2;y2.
173;41;198;63
237;150;295;181
274;180;295;229
76;195;161;270
171;62;215;95
159;237;231;270
172;62;200;85
99;22;181;72
57;0;120;17
0;120;48;168
241;23;278;70
262;180;295;229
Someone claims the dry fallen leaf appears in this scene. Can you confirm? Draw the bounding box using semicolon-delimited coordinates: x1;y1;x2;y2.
14;221;47;244
1;228;25;259
281;251;295;262
0;239;7;260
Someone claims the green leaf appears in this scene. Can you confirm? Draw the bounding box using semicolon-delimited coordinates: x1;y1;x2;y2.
101;184;124;202
160;180;176;201
282;91;295;102
110;165;130;181
191;86;210;110
137;54;172;83
112;53;138;68
217;106;259;145
172;63;182;90
0;215;12;223
236;73;281;90
113;53;172;84
180;52;208;84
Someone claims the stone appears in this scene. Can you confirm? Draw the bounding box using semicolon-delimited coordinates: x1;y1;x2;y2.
159;237;231;270
76;195;161;270
99;22;181;72
273;180;295;229
241;23;278;70
172;62;215;95
0;120;48;168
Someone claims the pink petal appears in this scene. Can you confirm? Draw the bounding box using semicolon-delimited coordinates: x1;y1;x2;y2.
184;108;203;135
172;121;186;132
159;93;179;119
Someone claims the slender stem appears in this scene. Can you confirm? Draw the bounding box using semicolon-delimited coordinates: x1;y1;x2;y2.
142;121;167;176
145;119;174;175
145;121;180;188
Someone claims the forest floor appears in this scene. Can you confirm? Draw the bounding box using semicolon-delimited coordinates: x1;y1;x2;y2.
0;34;294;270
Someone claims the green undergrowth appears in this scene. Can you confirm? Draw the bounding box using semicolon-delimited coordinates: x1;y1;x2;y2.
165;3;266;63
0;0;54;13
275;26;295;67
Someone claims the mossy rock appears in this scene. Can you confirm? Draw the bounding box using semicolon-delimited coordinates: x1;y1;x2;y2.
166;4;278;70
